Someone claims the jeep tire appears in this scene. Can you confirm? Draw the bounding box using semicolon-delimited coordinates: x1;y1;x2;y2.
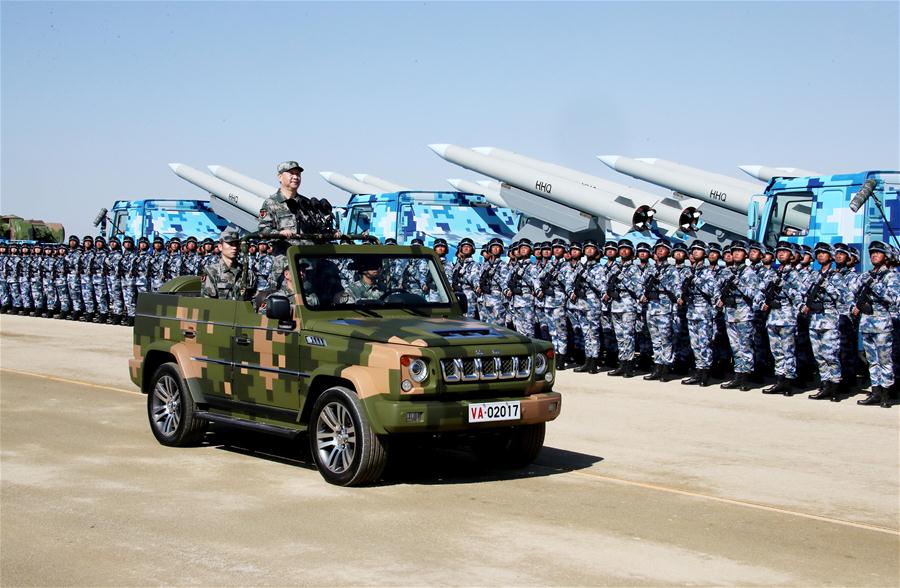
147;362;207;447
309;386;387;486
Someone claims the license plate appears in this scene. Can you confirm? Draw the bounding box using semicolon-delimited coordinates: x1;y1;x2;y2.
468;401;521;423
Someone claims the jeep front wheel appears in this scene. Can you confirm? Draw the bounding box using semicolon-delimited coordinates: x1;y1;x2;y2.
147;362;207;447
309;386;387;486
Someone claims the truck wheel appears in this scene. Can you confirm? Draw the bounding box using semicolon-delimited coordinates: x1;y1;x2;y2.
309;386;387;486
474;423;546;469
147;362;207;447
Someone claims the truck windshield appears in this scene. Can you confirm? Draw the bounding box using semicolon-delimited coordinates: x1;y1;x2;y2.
296;253;451;310
762;191;814;249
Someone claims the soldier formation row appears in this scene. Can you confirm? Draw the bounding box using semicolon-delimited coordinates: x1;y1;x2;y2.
0;235;278;326
437;236;900;409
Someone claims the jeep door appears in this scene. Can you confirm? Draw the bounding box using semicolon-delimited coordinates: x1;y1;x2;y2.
230;301;306;425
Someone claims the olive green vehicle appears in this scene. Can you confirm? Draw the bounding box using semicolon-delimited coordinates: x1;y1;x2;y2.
130;244;561;486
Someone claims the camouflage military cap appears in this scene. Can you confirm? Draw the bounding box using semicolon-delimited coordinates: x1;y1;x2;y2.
219;226;242;243
653;238;671;252
635;241;651;253
849;246;860;260
707;242;722;254
67;235;80;243
56;243;66;251
689;239;707;253
672;241;688;253
277;160;304;174
814;242;832;256
94;236;106;244
82;235;94;242
800;245;813;255
9;244;18;251
569;242;582;251
168;236;181;245
152;236;164;244
458;237;474;248
384;237;398;245
868;241;890;255
551;238;567;248
411;238;424;246
108;236;120;244
122;235;134;244
185;235;198;243
833;242;850;255
617;238;634;251
729;240;748;253
604;240;619;251
519;238;534;248
201;237;214;245
748;241;764;252
488;237;504;247
433;238;448;248
582;239;597;250
508;241;518;250
138;236;150;244
775;240;793;253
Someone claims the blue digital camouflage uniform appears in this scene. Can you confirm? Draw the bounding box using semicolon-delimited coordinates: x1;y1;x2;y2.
0;251;8;308
91;248;109;316
53;251;70;314
16;253;32;312
540;257;569;355
120;248;137;319
708;264;732;369
505;258;540;337
256;253;274;292
477;259;506;327
29;254;44;311
720;264;764;374
752;262;776;373
642;261;679;367
105;248;124;317
838;265;863;383
635;261;654;362
534;259;551;340
794;264;816;376
805;268;849;384
609;260;644;362
764;265;805;379
857;266;900;389
682;263;720;370
559;261;582;352
164;251;183;282
8;253;23;309
42;253;57;314
568;258;602;359
134;249;152;301
79;249;95;315
588;261;619;361
149;250;167;291
672;261;693;366
66;248;83;314
448;256;477;319
401;257;429;298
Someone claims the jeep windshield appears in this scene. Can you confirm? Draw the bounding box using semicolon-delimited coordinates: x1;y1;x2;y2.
295;253;452;310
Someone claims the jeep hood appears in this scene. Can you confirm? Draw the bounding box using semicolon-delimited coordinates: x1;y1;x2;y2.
304;316;532;347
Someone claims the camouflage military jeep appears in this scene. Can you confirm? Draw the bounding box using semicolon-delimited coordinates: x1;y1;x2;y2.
129;243;560;486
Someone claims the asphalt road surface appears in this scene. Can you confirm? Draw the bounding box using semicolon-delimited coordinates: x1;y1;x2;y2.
1;315;898;586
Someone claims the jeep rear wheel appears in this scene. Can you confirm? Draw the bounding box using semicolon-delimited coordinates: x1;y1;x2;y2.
309;386;387;486
147;362;207;447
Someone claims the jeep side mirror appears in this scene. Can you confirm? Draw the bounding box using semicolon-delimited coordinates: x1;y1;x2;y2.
454;291;468;315
265;294;293;323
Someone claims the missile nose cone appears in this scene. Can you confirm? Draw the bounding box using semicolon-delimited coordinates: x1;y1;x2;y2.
352;174;367;182
428;144;450;157
596;155;620;169
168;163;182;172
738;165;763;178
319;171;334;180
446;179;463;188
207;165;222;174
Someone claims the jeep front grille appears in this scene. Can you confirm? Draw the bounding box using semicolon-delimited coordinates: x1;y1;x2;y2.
440;356;532;383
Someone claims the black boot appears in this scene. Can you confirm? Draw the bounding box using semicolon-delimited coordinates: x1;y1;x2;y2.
588;357;601;374
830;381;843;402
557;354;572;371
763;376;790;395
643;364;661;381
698;368;710;387
809;381;834;400
608;360;627;377
574;358;595;373
682;368;700;385
622;360;635;378
82;312;92;323
658;364;670;383
722;373;751;391
857;386;882;406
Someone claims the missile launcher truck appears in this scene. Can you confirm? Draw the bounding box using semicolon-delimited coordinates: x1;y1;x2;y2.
95;199;230;242
130;241;561;486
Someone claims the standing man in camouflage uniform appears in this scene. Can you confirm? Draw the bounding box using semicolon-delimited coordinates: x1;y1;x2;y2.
804;243;849;401
65;236;83;320
427;238;450;303
718;241;764;391
105;236;124;324
78;236;95;322
641;238;679;382
133;237;152;307
120;236;138;326
561;243;584;361
761;241;806;395
448;238;477;319
401;238;429;298
149;236;167;291
476;238;507;327
7;245;23;314
748;241;773;380
605;239;644;378
679;241;720;386
53;244;70;319
505;238;540;338
91;236;110;324
255;240;274;293
16;245;32;315
834;243;862;392
571;240;603;373
28;245;44;316
538;239;570;364
854;241;900;407
182;236;201;276
41;244;58;318
0;244;9;313
202;227;257;300
164;237;183;282
590;241;620;369
670;242;693;373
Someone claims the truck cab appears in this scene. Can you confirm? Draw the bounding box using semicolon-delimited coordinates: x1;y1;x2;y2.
103;199;230;241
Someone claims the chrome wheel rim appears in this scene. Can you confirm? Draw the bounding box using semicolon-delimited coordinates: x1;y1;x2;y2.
315;401;357;474
151;374;181;436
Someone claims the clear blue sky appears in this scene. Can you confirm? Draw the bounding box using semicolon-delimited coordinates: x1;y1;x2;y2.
3;1;898;236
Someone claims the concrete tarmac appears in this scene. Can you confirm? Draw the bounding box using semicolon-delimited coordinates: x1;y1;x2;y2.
1;314;898;586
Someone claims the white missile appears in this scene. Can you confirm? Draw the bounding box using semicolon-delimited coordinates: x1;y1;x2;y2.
319;171;382;195
352;174;407;193
169;163;265;232
598;155;758;216
429;144;675;232
738;165;822;182
472;145;693;230
207;165;277;199
446;178;509;208
635;158;760;192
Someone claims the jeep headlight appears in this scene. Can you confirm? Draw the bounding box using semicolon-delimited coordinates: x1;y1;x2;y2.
402;356;429;383
535;353;548;376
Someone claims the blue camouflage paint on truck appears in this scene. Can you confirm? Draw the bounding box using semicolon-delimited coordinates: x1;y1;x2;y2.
105;199;230;241
338;191;520;254
752;171;900;271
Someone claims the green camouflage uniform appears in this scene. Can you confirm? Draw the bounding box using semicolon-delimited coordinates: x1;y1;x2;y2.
340;279;384;303
202;258;256;301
